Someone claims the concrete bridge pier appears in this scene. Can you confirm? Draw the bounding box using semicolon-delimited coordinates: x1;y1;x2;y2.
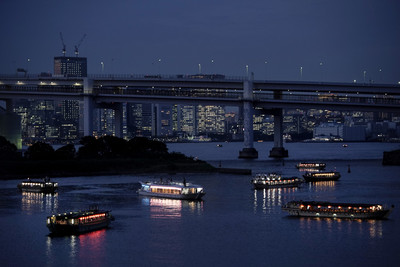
5;99;14;113
239;79;258;159
269;108;288;158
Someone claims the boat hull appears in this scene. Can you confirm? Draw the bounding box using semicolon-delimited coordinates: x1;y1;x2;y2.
282;208;392;219
282;201;393;220
47;219;111;235
18;186;57;193
138;190;205;200
303;176;341;182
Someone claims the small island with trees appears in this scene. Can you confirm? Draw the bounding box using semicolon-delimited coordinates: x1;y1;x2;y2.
0;135;216;179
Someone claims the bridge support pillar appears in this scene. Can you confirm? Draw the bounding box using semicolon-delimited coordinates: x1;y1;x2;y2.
269;108;288;158
5;99;14;113
239;79;258;159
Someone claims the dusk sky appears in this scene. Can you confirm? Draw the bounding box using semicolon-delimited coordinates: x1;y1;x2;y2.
1;0;399;83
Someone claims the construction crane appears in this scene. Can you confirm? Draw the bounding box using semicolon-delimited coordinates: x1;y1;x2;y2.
59;32;66;56
74;33;87;57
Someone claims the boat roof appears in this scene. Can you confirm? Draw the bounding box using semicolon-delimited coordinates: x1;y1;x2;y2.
298;162;325;164
140;181;203;189
254;174;300;179
305;171;339;174
48;209;110;219
21;177;54;182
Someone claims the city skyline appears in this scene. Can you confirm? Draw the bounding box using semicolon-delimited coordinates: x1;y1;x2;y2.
1;0;399;83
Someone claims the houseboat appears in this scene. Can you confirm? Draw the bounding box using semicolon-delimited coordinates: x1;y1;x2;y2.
251;173;303;189
295;162;326;170
138;179;205;200
47;206;114;235
303;171;341;182
282;200;393;219
17;177;58;193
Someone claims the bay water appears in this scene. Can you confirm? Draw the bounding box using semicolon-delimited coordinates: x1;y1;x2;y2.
0;142;399;266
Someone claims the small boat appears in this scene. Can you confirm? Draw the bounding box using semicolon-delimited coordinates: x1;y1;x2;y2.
216;144;223;147
282;200;394;219
251;173;303;189
295;162;326;170
46;206;114;235
342;144;348;147
303;171;341;182
138;179;205;200
17;177;58;193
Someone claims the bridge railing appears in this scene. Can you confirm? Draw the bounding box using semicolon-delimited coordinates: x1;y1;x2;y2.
254;92;400;106
88;73;246;81
93;87;243;99
0;85;83;93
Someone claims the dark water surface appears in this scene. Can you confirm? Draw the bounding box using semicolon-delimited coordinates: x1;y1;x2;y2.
1;142;399;266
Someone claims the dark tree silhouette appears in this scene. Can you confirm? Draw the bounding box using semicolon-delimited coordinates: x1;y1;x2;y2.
0;136;19;160
55;144;76;160
100;135;128;158
78;136;102;158
127;137;151;154
148;140;168;154
25;141;55;160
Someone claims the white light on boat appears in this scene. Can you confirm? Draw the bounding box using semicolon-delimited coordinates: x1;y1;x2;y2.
152;185;182;191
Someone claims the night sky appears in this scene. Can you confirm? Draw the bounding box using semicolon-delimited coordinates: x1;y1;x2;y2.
1;0;399;83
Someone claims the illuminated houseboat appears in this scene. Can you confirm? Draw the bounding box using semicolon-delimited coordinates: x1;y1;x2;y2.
303;171;341;182
17;177;58;193
138;180;205;200
282;200;393;219
251;173;303;189
295;162;326;170
47;207;114;235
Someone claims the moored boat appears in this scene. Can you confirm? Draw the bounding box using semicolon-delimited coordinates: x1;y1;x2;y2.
282;200;394;219
303;171;341;182
138;179;205;200
17;177;58;193
46;206;114;235
251;173;303;189
295;162;326;170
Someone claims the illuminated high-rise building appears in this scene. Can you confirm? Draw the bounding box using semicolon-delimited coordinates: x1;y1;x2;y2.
180;105;197;135
126;103;153;137
54;56;87;77
53;56;87;140
197;105;225;134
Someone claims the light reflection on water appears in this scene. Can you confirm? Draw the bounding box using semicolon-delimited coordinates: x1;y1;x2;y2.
298;217;384;239
307;180;336;192
21;192;58;214
141;197;204;219
253;187;297;214
46;229;107;266
78;230;107;265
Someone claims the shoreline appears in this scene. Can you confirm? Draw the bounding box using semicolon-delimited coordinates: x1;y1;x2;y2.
0;158;252;180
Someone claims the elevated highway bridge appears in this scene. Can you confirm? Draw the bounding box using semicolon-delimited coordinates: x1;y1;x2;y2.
1;74;399;158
